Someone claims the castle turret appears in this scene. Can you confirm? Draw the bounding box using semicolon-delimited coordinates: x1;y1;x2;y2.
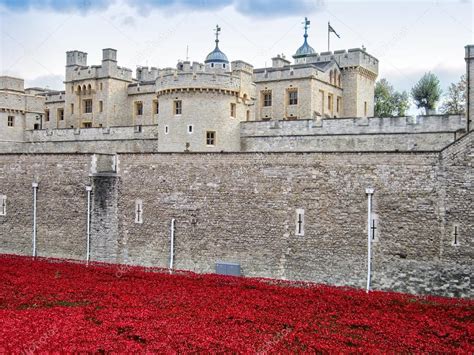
66;50;87;67
293;17;316;64
102;48;118;74
466;45;474;132
204;25;229;71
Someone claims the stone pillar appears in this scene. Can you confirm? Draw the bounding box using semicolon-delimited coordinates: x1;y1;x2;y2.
466;45;474;132
89;154;120;263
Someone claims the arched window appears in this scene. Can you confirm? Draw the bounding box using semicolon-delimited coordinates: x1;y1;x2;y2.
338;74;341;87
329;70;333;85
82;85;86;93
87;84;92;94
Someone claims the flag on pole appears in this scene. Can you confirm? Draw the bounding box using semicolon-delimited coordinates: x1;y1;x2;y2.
328;22;340;38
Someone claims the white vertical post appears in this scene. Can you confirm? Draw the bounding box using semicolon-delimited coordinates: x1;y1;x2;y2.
169;218;175;273
86;185;92;264
32;182;38;257
365;188;374;293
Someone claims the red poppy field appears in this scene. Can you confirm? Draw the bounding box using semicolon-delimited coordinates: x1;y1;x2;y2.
0;255;472;352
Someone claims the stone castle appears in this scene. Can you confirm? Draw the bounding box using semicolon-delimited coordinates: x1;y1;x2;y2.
0;20;472;298
1;21;380;153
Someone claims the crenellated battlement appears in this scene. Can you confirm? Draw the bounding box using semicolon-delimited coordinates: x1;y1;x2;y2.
43;91;65;103
66;64;133;82
155;71;241;95
65;49;133;83
305;48;379;75
127;82;155;95
253;65;322;82
136;66;159;82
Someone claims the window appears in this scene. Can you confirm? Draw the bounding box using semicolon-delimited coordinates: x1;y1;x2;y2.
364;101;368;116
206;131;216;146
135;199;143;224
164;125;169;134
70;103;74;114
0;195;6;216
336;97;341;113
99;82;103;90
174;100;182;115
453;225;460;246
188;125;193;134
320;90;325;114
153;100;159;114
296;209;304;236
57;108;64;121
82;122;92;128
45;109;50;122
83;99;92;113
99;101;103;113
71;85;74;93
246;110;250;121
288;90;298;105
263;92;272;107
135;101;143;116
7;116;14;127
337;74;341;87
371;219;377;241
328;94;333;111
230;103;236;118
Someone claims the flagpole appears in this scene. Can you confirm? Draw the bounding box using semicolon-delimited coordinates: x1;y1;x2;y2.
328;22;330;51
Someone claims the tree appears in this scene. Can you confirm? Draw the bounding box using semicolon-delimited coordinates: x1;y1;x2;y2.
440;74;466;115
411;72;442;114
393;91;410;116
374;79;410;117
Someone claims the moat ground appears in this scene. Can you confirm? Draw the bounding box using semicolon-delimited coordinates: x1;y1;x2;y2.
0;255;472;352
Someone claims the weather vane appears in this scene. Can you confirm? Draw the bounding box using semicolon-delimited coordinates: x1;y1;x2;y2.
214;24;221;45
303;17;310;38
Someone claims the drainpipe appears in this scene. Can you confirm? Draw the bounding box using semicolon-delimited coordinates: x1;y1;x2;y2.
365;188;374;293
169;218;175;273
86;185;92;264
32;182;38;257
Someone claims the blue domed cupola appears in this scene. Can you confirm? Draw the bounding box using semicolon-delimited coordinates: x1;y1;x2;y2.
205;25;229;69
293;17;316;63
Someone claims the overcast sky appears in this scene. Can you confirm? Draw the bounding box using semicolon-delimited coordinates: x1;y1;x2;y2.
1;0;473;111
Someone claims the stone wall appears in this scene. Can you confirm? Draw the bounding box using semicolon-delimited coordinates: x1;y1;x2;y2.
0;154;91;259
466;45;474;131
0;132;472;298
241;114;467;152
0;125;159;154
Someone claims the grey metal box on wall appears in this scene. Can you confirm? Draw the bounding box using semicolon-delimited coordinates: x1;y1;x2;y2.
215;261;241;276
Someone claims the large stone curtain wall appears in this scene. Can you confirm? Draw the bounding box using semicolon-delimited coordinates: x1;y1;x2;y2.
240;115;467;152
0;133;472;297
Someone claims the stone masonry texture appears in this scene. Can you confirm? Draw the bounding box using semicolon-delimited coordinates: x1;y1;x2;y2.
0;132;472;298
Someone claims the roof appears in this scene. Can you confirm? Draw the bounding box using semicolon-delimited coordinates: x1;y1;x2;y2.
205;45;229;64
293;38;316;58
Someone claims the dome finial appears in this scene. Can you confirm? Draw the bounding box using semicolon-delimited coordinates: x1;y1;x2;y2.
205;24;229;65
214;24;221;47
293;17;316;59
303;17;310;42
